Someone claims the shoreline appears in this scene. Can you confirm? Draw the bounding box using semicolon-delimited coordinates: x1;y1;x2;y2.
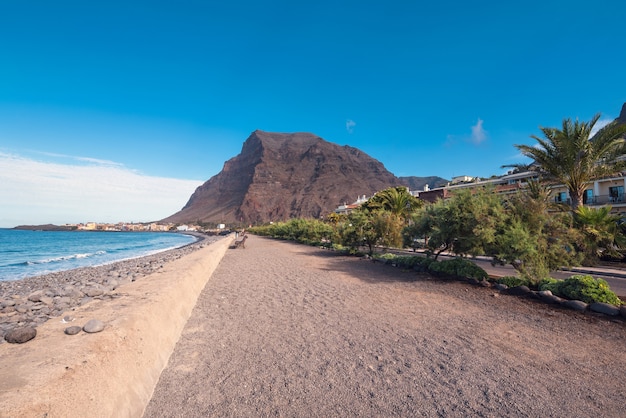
0;230;205;283
0;233;223;340
0;234;233;417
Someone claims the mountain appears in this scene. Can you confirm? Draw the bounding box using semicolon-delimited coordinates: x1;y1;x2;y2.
163;130;409;225
617;102;626;124
399;176;448;191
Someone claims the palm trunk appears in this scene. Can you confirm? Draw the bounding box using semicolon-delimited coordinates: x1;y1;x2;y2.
570;189;584;211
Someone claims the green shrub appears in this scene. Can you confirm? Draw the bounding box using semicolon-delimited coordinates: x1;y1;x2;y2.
412;257;436;272
428;258;488;280
540;275;622;305
347;248;365;256
394;256;422;268
537;277;560;292
497;276;530;288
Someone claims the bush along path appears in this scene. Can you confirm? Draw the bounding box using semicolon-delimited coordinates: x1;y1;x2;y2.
368;253;626;319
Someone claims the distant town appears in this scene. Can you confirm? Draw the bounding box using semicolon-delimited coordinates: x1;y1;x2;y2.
12;222;226;233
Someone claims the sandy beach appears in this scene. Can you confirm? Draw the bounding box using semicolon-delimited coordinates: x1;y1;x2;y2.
0;235;231;417
2;234;626;417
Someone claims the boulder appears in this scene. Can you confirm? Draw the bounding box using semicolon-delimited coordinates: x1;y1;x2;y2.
562;300;588;312
27;291;44;303
85;287;105;297
505;285;531;296
39;296;54;306
83;319;105;333
589;302;620;316
538;290;563;304
5;327;37;344
1;299;16;308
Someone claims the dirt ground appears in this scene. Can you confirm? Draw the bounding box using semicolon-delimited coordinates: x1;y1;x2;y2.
144;236;626;417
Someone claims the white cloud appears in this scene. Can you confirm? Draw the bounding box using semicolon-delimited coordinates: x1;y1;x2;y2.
445;118;488;147
346;119;356;134
470;118;487;145
0;152;202;227
34;151;124;167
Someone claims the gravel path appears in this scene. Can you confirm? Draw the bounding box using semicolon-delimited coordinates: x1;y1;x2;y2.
144;235;626;417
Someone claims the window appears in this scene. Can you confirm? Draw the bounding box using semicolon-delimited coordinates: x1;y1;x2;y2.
583;189;594;204
609;186;624;202
555;192;568;203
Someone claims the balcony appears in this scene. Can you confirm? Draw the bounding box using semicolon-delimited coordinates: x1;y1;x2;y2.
585;195;626;206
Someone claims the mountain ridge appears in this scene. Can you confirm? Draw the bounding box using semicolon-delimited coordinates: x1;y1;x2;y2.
163;130;442;225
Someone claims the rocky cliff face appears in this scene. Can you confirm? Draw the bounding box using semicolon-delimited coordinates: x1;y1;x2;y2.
617;102;626;124
163;130;405;224
399;176;448;191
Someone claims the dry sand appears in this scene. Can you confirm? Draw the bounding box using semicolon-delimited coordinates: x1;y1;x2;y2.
144;235;626;417
2;234;625;417
0;236;231;418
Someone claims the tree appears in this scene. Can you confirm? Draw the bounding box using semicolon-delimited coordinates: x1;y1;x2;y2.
363;186;422;223
490;186;582;283
573;205;626;264
341;209;379;255
407;188;505;260
408;199;454;260
509;114;626;210
371;210;404;249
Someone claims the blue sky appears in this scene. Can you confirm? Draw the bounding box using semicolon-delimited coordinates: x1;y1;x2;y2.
1;1;625;226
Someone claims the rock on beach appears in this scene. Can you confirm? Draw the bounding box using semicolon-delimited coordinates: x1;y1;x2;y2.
5;326;37;344
64;326;82;335
83;319;105;333
0;235;220;340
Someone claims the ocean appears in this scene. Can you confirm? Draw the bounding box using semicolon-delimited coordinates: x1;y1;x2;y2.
0;229;197;281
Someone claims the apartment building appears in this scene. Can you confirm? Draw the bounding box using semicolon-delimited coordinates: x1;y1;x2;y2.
414;170;626;216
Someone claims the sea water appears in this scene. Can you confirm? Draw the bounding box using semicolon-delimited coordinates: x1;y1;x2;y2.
0;229;197;281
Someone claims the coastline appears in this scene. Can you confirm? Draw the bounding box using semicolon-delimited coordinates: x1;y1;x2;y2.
2;236;625;416
0;229;203;282
0;233;219;338
0;234;232;417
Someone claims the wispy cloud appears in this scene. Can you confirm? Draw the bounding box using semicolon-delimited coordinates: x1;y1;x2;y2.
29;151;125;167
470;118;487;145
346;119;356;134
445;118;488;147
0;152;202;227
444;134;458;148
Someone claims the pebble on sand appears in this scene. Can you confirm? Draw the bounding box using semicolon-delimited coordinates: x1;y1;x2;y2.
83;319;105;333
64;326;82;335
5;326;37;344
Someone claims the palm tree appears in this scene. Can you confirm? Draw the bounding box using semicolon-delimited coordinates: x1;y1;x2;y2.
574;205;626;263
512;114;626;210
365;186;422;222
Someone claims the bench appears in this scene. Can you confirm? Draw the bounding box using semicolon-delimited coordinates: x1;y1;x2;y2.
232;235;247;249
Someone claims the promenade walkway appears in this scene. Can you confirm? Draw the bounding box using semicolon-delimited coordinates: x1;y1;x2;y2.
143;236;626;417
